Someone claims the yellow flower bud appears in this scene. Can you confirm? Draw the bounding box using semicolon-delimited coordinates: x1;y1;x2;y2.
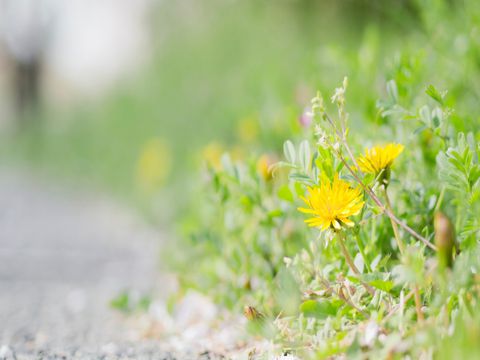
256;154;275;181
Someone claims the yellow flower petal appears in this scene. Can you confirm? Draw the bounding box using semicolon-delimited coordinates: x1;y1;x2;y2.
298;174;364;231
357;143;404;174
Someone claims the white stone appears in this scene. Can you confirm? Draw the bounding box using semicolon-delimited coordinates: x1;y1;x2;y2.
0;345;14;359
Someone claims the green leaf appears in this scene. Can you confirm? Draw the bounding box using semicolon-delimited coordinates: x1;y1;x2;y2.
277;184;294;203
437;132;480;197
294;181;304;196
386;79;398;103
270;161;296;171
267;209;283;218
283;140;296;163
431;107;443;128
110;292;130;312
137;296;152;312
299;140;311;173
413;125;428;135
300;299;337;319
419;105;431;125
354;253;364;274
289;173;315;185
425;84;444;105
376;254;392;270
369;279;394;292
316;146;335;179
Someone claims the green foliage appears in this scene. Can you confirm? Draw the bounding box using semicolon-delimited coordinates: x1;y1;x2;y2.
437;132;480;200
175;73;480;357
300;299;339;319
437;132;480;246
110;291;152;313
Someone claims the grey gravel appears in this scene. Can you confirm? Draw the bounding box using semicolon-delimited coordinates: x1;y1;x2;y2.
0;170;220;359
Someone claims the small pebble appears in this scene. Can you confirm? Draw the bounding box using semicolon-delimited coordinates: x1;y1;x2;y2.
0;345;16;360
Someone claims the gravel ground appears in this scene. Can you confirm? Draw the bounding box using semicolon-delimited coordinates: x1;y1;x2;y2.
0;170;219;359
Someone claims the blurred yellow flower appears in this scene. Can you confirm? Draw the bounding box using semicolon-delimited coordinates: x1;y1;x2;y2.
298;175;364;231
201;142;246;170
357;143;404;174
202;142;224;169
136;138;171;191
237;116;259;143
230;145;245;162
256;154;275;181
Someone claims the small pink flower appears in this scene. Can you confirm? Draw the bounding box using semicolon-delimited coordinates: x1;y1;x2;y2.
298;107;313;128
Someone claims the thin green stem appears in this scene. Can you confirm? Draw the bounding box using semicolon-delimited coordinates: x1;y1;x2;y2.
337;231;360;275
414;285;424;322
434;187;446;213
383;186;405;254
354;232;371;272
336;232;376;296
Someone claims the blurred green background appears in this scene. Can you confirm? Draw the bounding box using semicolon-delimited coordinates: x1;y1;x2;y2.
1;0;478;222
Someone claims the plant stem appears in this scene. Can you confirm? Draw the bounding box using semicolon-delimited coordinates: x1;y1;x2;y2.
336;232;376;296
434;186;446;213
383;187;424;325
383;186;405;254
414;286;424;322
337;231;360;275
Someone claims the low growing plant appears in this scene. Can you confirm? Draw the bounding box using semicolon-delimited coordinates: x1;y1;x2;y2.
176;78;480;358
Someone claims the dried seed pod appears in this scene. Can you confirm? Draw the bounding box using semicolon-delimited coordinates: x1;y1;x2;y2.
243;306;264;321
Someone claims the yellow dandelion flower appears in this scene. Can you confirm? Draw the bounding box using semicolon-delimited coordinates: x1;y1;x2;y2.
357;143;404;174
298;175;364;231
